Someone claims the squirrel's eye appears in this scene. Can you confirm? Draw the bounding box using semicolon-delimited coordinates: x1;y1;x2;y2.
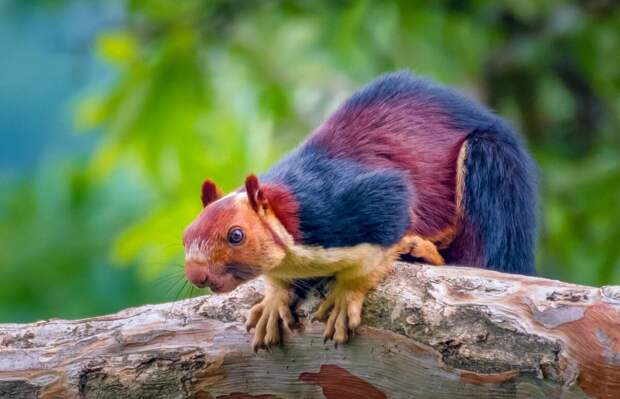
227;227;245;245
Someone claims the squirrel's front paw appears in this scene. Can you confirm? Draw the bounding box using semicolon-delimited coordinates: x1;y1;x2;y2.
312;289;365;345
245;294;295;352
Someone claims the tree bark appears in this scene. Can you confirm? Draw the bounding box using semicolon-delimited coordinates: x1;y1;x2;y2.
1;263;620;399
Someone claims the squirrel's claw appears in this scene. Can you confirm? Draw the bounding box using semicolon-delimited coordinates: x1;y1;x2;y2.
279;305;297;334
245;302;264;332
312;295;335;323
317;289;364;345
247;294;296;352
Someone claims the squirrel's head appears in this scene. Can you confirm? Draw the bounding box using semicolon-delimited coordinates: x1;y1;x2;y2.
182;175;299;293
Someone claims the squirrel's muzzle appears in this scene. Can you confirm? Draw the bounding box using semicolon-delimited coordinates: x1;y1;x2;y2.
185;261;210;288
185;260;240;293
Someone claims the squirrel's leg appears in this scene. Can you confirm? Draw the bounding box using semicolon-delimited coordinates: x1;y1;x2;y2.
245;277;295;352
313;260;393;344
397;234;445;265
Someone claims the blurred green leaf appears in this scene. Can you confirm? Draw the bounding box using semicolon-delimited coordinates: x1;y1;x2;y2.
2;0;619;322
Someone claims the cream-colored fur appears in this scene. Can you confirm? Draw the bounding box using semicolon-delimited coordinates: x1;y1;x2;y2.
189;193;444;349
247;210;443;348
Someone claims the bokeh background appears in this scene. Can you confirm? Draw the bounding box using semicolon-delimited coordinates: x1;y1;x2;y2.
1;0;619;322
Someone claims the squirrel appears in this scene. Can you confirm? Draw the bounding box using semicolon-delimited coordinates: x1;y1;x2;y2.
183;71;537;351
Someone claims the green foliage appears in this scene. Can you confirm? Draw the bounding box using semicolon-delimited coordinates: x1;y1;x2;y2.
1;0;619;321
0;161;167;322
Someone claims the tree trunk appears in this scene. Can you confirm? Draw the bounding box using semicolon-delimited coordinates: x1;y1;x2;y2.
1;263;619;399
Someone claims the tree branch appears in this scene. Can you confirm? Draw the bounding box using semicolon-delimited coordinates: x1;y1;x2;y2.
1;263;619;398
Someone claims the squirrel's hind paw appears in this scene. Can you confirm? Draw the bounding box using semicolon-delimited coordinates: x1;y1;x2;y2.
398;235;445;266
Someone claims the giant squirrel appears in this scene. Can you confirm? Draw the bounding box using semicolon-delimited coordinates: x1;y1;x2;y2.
183;71;537;351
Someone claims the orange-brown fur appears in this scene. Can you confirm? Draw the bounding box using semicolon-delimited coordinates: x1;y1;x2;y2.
184;72;537;349
185;175;447;350
184;192;286;293
183;103;467;350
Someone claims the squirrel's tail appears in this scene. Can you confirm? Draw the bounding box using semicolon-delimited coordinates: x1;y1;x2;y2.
446;123;538;275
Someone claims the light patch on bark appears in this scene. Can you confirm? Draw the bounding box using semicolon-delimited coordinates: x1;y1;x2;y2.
1;263;619;398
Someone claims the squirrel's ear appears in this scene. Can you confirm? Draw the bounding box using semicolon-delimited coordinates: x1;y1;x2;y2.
201;179;223;207
245;174;268;213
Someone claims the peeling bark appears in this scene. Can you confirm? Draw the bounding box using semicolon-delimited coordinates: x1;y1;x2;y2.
1;263;619;399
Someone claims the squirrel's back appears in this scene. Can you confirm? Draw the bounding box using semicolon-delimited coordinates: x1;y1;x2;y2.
264;71;537;275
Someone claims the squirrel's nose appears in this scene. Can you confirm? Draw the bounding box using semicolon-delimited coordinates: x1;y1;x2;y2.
185;261;209;288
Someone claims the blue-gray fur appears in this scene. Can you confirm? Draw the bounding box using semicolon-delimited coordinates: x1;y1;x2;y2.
264;70;537;275
262;144;412;248
462;124;538;275
344;70;499;132
349;70;538;275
